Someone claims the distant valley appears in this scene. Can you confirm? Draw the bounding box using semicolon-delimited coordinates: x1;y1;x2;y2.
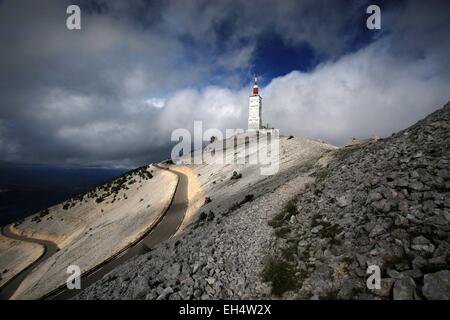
0;165;127;225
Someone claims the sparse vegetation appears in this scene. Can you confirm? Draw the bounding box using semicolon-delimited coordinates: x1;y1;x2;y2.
44;165;154;215
243;194;254;202
195;211;215;227
262;256;299;296
226;194;255;214
13;219;24;227
269;197;298;230
38;209;50;218
285;199;298;216
274;226;290;238
31;216;41;223
199;211;208;221
230;171;242;180
281;240;299;262
229;202;241;212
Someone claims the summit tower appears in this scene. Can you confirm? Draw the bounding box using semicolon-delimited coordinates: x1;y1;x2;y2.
248;75;262;131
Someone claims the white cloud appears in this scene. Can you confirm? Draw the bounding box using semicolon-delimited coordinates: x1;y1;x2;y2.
261;39;449;144
38;89;95;122
145;98;166;109
0;0;449;165
158;87;248;137
23;35;448;165
159;38;449;146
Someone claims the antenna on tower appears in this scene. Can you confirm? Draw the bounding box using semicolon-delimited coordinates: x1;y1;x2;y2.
252;74;259;95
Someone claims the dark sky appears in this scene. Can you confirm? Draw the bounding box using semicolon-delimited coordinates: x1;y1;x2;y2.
0;0;449;167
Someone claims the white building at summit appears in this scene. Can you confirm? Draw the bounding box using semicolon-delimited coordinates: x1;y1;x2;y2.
248;76;262;131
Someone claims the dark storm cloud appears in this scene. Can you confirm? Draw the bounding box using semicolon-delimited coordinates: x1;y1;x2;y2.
0;0;449;166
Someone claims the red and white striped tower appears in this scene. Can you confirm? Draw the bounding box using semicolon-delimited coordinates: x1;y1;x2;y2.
248;75;262;130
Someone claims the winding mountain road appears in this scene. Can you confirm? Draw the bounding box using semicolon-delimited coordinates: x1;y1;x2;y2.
0;164;188;300
0;226;58;299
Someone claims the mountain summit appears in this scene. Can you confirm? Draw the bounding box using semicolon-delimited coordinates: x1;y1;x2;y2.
76;102;449;300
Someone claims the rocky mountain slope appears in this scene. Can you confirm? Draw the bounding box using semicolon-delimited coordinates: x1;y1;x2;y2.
79;101;449;300
6;165;178;299
266;102;450;299
77;134;336;299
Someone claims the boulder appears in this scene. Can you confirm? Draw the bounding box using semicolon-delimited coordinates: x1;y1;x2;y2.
393;277;417;300
411;236;435;254
422;270;450;300
156;287;174;300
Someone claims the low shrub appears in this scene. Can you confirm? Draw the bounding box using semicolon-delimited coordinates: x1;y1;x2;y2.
262;257;298;296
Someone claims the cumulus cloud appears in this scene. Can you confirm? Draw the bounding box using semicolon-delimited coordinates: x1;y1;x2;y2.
156;36;449;146
262;39;449;144
159;87;248;136
144;98;166;109
0;0;448;167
